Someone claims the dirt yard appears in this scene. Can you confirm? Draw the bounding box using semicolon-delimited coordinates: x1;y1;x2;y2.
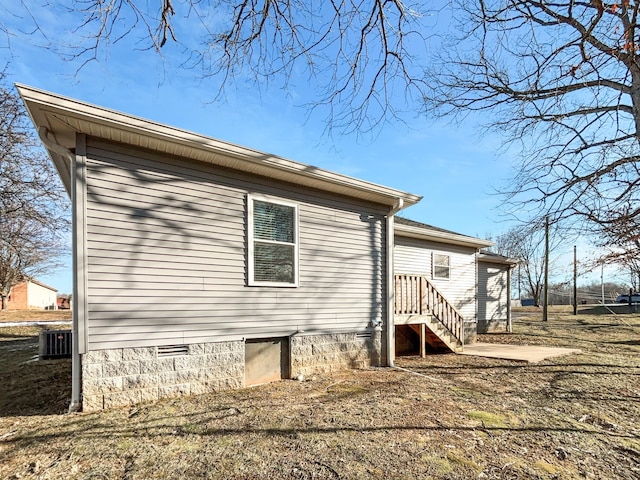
0;310;639;479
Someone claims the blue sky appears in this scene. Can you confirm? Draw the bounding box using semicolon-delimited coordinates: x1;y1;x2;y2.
1;3;613;294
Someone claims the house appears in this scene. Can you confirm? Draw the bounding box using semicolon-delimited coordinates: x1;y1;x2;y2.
18;85;422;411
57;295;72;310
6;280;58;310
477;251;518;334
19;85;514;412
392;218;496;355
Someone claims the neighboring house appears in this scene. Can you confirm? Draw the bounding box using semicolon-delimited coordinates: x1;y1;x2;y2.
392;218;494;354
6;280;58;310
57;295;72;310
19;85;421;411
478;252;518;334
19;85;515;412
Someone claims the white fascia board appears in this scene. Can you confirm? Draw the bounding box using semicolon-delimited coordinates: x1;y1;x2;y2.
27;279;58;292
478;252;519;265
395;223;495;249
16;84;422;209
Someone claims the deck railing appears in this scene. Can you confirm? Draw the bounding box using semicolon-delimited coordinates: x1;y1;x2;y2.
394;274;464;344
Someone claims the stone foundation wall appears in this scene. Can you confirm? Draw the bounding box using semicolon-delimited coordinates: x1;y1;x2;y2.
464;321;478;344
81;331;382;411
477;319;508;334
82;341;244;411
290;331;381;377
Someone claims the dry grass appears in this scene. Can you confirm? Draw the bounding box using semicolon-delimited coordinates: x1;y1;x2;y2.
0;324;72;417
0;309;72;322
1;311;639;479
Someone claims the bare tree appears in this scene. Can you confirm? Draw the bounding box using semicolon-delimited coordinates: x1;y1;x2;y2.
426;1;640;249
0;71;69;309
491;224;562;306
599;234;640;292
6;0;434;134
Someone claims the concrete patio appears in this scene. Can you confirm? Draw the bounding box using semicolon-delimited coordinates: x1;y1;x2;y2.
461;343;581;363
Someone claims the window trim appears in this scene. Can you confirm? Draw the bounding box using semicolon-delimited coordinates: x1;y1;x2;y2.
247;193;300;287
432;252;451;280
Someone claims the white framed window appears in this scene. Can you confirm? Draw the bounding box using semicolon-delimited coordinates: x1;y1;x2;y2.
248;194;299;287
433;253;450;280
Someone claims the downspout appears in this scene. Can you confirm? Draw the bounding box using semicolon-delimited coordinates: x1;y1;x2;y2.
386;198;405;367
39;127;82;413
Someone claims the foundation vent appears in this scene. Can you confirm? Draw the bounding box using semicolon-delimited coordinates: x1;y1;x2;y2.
157;345;189;357
356;332;373;340
39;330;72;360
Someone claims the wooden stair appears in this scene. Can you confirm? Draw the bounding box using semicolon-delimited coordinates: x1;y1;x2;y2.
394;274;464;354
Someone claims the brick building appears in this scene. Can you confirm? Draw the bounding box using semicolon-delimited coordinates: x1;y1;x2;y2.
7;280;58;310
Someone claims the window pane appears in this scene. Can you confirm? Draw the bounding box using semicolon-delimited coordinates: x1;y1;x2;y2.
253;200;294;243
434;265;450;279
254;242;295;283
434;254;450;279
434;254;449;267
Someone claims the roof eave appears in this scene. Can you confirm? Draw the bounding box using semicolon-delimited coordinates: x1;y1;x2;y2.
17;84;422;209
395;223;495;249
478;252;519;265
27;279;59;292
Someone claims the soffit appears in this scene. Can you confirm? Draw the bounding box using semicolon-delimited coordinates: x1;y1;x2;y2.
17;84;422;209
478;252;519;266
395;222;495;249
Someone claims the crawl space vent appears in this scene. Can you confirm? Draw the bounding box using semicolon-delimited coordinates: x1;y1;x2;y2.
157;345;189;357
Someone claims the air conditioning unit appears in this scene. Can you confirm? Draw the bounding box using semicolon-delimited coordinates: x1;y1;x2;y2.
39;330;72;360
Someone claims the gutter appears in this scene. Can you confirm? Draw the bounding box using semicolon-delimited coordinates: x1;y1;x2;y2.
39;127;82;413
395;223;494;249
386;199;406;367
20;85;422;210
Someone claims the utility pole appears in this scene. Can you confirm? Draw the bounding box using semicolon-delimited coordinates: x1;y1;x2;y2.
601;264;605;305
543;217;549;322
573;245;577;315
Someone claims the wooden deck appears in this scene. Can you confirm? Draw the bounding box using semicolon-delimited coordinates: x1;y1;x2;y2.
394;274;464;353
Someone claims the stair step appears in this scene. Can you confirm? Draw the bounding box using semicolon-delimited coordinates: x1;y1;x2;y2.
423;323;462;354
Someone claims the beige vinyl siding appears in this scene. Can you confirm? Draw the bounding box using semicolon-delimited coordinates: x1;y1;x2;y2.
83;139;386;351
478;262;508;322
394;236;477;321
